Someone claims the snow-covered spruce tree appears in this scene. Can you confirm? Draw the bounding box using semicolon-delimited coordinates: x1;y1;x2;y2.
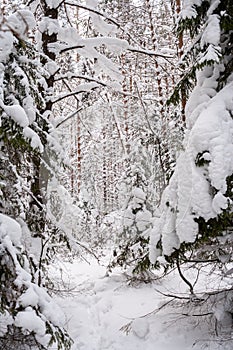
109;137;157;276
0;10;72;350
149;0;233;320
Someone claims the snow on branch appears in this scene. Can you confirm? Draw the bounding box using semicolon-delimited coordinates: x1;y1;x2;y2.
64;1;120;28
64;1;173;59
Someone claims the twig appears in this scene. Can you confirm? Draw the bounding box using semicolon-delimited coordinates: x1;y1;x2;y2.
176;257;194;295
55;107;84;128
128;46;173;59
181;312;213;317
153;288;192;300
74;240;100;262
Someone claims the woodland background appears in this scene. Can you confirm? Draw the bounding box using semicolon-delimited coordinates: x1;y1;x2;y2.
0;0;232;349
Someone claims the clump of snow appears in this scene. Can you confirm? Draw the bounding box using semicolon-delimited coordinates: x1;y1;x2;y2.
45;61;59;75
185;66;219;129
132;187;146;202
0;311;14;337
19;286;39;308
122;208;134;227
0;213;22;247
150;65;233;261
199;45;221;65
212;192;229;214
181;0;203;19
190;80;233;193
23;96;36;123
149;215;163;264
7;10;36;39
121;186;152;233
0;31;14;62
14;265;32;287
57;27;81;45
77;44;122;82
86;37;129;53
201;14;220;48
161;207;180;256
23;126;44;152
39;17;60;35
86;0;118;36
0;102;29;128
135;209;152;231
15;307;46;336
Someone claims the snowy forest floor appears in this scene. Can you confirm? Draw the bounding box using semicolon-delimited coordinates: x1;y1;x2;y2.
50;252;233;350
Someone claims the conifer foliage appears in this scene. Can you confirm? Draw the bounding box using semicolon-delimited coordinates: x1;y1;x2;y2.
0;9;72;350
149;0;233;299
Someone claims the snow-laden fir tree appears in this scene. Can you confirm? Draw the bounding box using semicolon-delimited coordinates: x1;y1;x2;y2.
149;0;233;326
0;9;72;350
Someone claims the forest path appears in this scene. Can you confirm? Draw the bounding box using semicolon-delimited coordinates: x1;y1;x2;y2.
52;254;229;350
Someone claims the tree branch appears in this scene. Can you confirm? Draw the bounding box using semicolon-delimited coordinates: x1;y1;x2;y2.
64;1;173;59
55;75;139;99
59;43;173;59
128;46;174;59
153;288;193;300
60;45;85;54
55;74;107;87
64;1;120;28
55;107;84;128
52;86;98;104
176;257;194;295
55;81;97;141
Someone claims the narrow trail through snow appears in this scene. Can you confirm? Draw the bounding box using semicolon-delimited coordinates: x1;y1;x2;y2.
52;255;232;350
